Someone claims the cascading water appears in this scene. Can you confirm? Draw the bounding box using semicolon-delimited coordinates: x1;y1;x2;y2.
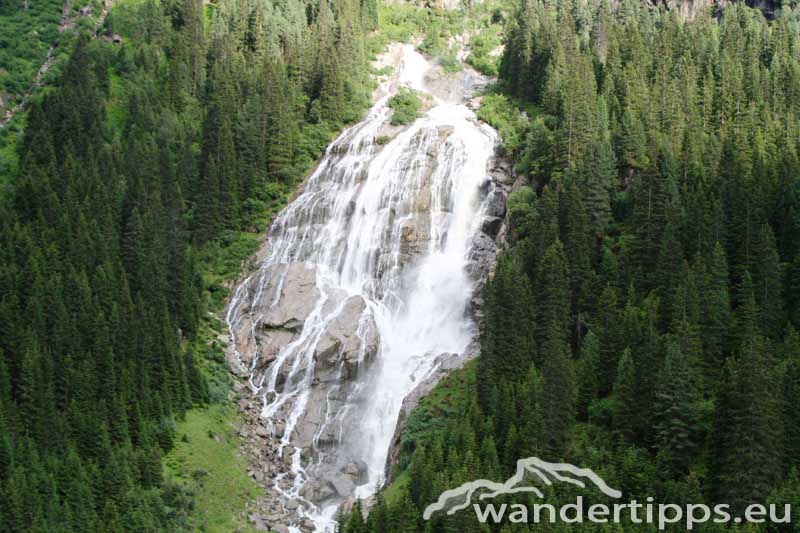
226;44;505;531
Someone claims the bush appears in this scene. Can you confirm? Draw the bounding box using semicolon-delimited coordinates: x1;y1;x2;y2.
465;28;501;76
466;53;498;76
476;93;528;153
388;87;422;126
506;186;537;238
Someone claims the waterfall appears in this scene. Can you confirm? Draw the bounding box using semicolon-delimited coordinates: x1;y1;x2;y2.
226;44;503;532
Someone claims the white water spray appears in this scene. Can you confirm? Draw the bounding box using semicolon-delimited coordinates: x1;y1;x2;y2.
227;44;500;531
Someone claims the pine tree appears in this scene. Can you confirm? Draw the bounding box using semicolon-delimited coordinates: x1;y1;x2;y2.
576;330;600;421
653;339;703;475
612;348;637;441
751;222;784;337
478;254;535;406
344;501;367;533
595;284;622;396
655;219;685;327
783;328;800;470
534;239;570;353
540;320;575;458
700;243;732;372
620;106;648;170
712;334;783;512
573;139;616;233
390;489;421;533
517;364;544;458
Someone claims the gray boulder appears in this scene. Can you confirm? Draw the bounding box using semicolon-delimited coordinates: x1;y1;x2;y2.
262;262;320;330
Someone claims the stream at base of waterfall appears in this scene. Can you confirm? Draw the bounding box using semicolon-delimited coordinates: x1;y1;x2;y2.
226;43;512;532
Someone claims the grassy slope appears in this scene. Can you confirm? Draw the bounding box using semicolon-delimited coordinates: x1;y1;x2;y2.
164;404;261;533
384;358;478;495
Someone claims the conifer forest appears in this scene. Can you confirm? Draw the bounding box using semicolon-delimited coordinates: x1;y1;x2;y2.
0;0;799;531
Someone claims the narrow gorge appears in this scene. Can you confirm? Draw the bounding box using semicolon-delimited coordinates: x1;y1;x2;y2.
225;44;511;531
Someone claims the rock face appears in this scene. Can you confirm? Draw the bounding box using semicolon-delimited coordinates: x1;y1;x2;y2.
645;0;781;20
226;44;512;531
262;264;320;330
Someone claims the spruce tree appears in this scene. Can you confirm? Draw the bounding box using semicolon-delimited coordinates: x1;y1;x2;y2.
712;334;783;512
612;348;637;442
653;339;703;475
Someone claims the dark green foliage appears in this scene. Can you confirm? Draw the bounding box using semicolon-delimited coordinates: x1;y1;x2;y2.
712;335;784;513
612;348;636;442
477;252;535;406
652;339;704;475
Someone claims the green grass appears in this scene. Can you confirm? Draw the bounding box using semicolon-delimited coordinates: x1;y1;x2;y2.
106;71;128;131
164;404;261;533
382;468;411;507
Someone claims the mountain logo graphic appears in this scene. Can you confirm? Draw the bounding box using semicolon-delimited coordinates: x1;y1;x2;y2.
423;457;623;519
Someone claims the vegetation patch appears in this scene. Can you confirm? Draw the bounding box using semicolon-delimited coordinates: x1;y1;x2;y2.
164;404;260;533
465;25;501;76
394;359;477;474
388;87;423;126
475;92;535;154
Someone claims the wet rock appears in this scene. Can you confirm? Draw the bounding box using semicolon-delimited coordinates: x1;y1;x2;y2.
255;329;295;371
436;125;454;138
466;231;498;281
282;446;295;465
344;459;368;481
485;187;506;219
489;158;514;185
399;213;431;258
331;475;356;497
413;181;432;212
249;513;269;531
481;216;503;236
301;479;337;502
262;262;320;330
291;391;329;448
